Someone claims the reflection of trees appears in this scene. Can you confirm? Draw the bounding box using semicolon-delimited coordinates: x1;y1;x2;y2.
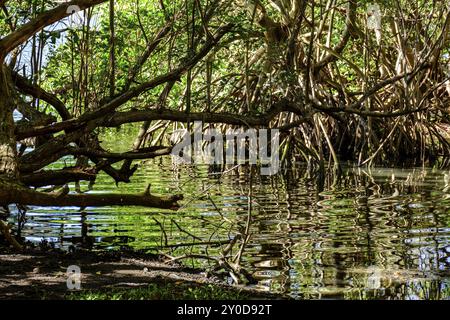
242;166;450;299
32;160;449;299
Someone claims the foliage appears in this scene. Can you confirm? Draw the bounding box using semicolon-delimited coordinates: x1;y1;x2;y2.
1;0;450;250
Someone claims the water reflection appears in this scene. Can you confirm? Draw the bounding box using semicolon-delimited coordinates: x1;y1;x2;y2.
10;161;450;299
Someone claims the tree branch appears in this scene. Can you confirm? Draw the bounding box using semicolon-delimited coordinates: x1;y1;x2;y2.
11;70;71;120
68;146;172;160
0;180;183;209
313;0;357;73
20;167;96;187
123;19;176;92
102;105;290;128
15;24;234;140
0;0;108;61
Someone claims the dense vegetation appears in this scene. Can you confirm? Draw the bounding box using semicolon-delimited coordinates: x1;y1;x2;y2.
0;0;449;250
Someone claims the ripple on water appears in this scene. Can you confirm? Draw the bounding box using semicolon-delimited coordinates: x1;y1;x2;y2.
10;161;450;299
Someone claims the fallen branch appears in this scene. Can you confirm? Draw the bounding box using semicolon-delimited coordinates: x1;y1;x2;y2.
0;181;183;209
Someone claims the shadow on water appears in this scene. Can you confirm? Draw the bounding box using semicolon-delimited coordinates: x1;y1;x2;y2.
8;158;450;300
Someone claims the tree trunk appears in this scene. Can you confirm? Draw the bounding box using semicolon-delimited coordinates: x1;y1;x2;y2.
0;66;22;249
0;65;18;178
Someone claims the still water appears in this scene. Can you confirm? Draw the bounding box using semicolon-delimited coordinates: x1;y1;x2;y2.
11;156;450;300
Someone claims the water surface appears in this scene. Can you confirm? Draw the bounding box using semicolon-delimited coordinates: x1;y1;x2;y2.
11;153;450;299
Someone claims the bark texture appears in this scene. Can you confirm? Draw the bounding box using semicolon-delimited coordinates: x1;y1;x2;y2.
0;66;17;178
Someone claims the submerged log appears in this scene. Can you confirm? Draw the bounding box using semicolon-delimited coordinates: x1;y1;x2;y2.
0;180;183;210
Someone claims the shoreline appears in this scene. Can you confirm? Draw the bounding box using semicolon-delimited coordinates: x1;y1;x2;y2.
0;247;284;300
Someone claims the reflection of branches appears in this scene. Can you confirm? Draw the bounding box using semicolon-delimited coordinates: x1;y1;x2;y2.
207;194;232;224
176;165;241;210
170;218;202;242
156;239;232;249
233;168;253;267
154;164;257;284
152;218;168;247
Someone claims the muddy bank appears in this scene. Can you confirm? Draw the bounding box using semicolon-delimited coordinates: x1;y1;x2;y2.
0;248;281;300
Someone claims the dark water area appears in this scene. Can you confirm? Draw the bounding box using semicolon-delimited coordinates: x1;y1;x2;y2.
9;156;450;300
